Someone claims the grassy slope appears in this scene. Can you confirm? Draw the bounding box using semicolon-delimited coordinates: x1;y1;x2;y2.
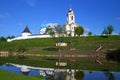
0;70;44;80
0;35;120;54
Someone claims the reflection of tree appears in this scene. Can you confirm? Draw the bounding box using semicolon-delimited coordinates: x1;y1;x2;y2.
104;72;115;80
75;70;84;80
56;48;78;66
106;49;120;63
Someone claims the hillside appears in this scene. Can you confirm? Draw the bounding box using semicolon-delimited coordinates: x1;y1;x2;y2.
0;35;120;55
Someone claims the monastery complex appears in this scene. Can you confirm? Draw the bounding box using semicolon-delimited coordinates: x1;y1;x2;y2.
7;6;79;42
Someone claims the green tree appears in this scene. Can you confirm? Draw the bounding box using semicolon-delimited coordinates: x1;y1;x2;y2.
54;24;65;37
102;27;109;35
0;36;7;42
7;35;15;39
107;25;114;35
45;28;55;37
88;32;92;36
75;26;84;36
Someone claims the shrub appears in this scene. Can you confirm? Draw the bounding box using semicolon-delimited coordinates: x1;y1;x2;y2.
106;49;120;62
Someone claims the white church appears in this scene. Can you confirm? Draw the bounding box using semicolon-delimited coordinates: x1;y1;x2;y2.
7;6;79;42
64;6;79;36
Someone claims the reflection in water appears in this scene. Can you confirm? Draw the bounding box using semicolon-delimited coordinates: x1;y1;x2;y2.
0;64;39;76
0;64;120;80
75;70;84;80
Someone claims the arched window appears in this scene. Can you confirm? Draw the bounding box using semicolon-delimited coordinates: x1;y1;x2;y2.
71;16;73;20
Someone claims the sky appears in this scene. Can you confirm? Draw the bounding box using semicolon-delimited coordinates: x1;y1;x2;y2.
0;0;120;37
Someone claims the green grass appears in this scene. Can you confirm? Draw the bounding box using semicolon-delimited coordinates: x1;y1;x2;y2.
0;70;44;80
0;35;120;71
0;35;120;55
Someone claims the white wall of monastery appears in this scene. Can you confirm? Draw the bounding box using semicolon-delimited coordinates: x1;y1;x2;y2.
7;35;51;42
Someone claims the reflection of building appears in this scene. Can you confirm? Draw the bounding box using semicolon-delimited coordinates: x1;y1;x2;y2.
64;6;79;36
0;51;9;57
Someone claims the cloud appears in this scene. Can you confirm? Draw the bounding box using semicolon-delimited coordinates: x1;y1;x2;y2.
25;0;37;7
40;23;59;34
84;27;91;35
46;23;58;28
19;23;24;27
84;27;90;33
116;17;120;20
0;13;10;19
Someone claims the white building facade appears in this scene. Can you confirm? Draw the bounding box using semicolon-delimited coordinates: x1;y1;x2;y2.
64;6;79;37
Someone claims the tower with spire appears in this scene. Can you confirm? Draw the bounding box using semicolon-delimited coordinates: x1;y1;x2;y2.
64;5;79;37
67;5;75;24
22;25;32;37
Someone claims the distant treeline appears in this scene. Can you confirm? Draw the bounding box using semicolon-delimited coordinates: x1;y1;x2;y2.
0;36;15;42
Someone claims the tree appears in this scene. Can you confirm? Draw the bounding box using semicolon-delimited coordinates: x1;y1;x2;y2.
54;24;66;38
7;35;15;39
88;32;92;36
75;26;84;36
102;27;109;35
107;25;114;35
45;28;55;37
102;25;114;36
0;36;7;42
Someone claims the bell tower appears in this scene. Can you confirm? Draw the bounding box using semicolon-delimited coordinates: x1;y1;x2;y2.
67;6;75;24
65;5;79;37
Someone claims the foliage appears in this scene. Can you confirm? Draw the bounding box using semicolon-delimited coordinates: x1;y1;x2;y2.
102;25;114;35
45;27;55;36
102;27;109;35
75;26;84;36
54;25;63;33
88;32;92;36
106;49;120;62
7;35;15;39
0;36;7;42
107;25;114;34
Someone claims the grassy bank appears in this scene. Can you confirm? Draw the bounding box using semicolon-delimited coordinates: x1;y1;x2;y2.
0;35;120;71
0;35;120;55
0;70;44;80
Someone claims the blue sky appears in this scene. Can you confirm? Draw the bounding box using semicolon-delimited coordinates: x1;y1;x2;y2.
0;0;120;37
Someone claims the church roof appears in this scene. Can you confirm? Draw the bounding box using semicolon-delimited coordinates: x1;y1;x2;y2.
22;26;31;33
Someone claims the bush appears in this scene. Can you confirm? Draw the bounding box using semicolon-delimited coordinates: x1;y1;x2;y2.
106;49;120;62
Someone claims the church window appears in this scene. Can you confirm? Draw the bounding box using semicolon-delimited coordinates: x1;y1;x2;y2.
71;16;73;20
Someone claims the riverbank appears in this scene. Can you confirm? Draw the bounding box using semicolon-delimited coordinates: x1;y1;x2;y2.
0;35;120;71
0;69;44;80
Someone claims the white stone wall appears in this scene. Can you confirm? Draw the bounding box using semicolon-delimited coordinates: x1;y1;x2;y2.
22;32;32;37
7;35;51;42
